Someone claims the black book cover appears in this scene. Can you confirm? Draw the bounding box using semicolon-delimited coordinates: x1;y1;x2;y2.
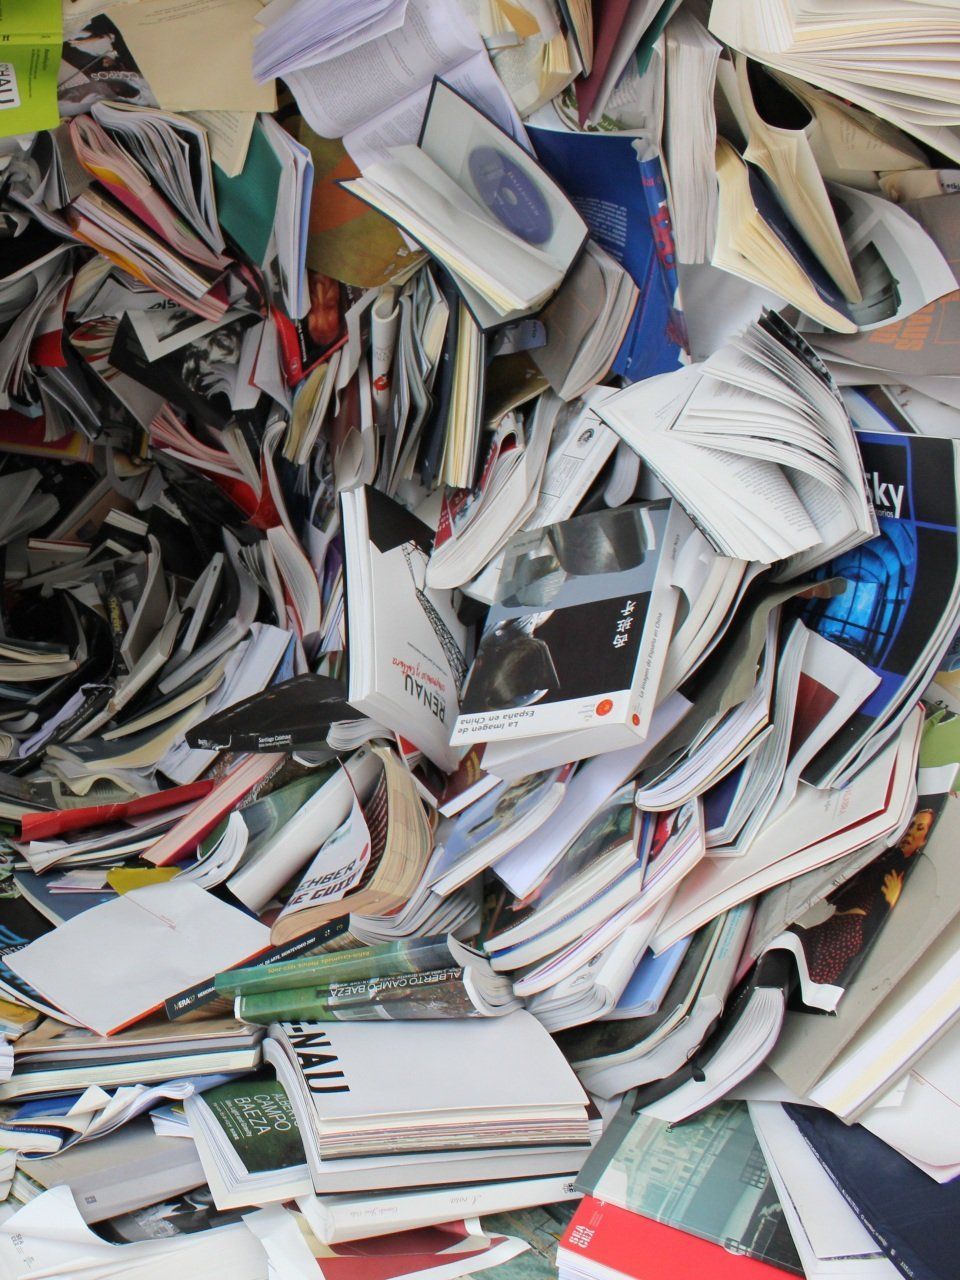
185;673;361;752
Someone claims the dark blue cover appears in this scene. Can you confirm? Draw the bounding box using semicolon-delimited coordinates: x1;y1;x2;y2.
786;1104;960;1280
13;870;114;923
527;127;687;383
800;431;960;784
746;164;853;324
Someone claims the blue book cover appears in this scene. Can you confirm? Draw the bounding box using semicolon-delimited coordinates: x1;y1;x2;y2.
801;431;960;784
527;126;687;383
610;937;690;1018
786;1104;958;1280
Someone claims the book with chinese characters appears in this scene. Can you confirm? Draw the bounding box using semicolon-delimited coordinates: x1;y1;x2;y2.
453;501;691;749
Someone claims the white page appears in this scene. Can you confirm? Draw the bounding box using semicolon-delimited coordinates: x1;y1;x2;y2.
284;0;480;137
8;882;270;1036
861;1019;960;1168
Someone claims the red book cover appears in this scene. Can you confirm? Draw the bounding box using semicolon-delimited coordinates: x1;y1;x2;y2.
559;1197;795;1280
19;779;217;841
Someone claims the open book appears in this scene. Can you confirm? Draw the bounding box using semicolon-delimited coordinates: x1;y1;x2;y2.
270;745;433;946
342;79;587;329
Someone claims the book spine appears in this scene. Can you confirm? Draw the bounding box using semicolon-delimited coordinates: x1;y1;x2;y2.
235;966;471;1025
627;506;684;737
215;934;454;998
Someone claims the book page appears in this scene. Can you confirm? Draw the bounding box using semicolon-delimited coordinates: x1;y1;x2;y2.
346;49;525;170
285;0;482;138
112;0;276;112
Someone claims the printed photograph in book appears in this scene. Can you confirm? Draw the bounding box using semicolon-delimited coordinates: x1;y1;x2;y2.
588;1100;803;1275
58;15;156;116
788;787;947;994
109;312;255;431
457;502;680;738
473;1202;580;1280
126;303;239;363
273;269;355;385
99;1190;245;1242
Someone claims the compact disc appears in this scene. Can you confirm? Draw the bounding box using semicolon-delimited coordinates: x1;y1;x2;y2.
468;146;553;245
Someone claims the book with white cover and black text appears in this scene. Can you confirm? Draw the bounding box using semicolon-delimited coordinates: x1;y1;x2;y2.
341;485;468;771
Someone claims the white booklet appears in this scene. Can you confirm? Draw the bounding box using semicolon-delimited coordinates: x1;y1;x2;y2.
341;485;467;770
7;882;270;1036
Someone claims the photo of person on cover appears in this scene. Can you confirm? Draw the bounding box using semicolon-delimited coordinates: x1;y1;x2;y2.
794;795;944;991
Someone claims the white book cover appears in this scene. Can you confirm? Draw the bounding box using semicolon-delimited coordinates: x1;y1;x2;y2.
343;486;467;771
273;1009;587;1124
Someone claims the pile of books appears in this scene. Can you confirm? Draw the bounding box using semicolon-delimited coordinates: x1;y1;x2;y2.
0;0;955;1277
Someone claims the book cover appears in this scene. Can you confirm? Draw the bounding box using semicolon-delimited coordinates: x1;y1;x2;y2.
454;502;683;743
786;1103;960;1280
802;432;960;784
199;1077;307;1176
528;125;687;383
559;1195;800;1279
585;1100;802;1274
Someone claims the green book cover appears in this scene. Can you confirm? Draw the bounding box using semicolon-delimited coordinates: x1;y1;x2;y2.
202;1076;306;1175
235;965;477;1024
216;934;456;998
0;0;62;137
213;121;282;267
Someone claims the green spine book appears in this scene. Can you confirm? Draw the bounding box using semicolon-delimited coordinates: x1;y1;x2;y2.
236;965;475;1024
215;934;456;998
